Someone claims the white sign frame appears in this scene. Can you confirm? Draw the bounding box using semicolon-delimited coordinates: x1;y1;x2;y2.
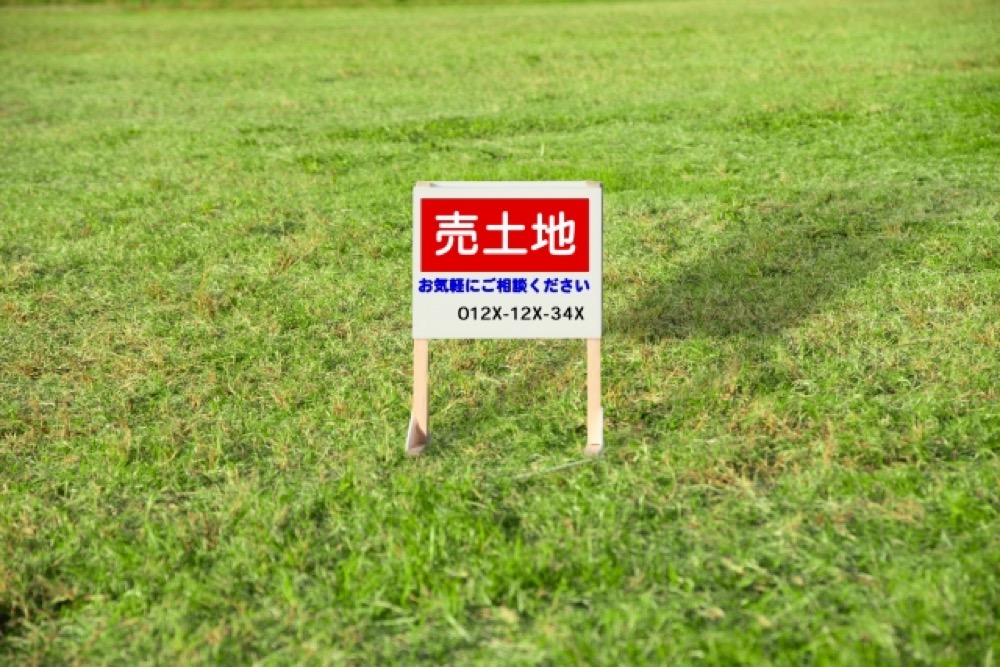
412;181;602;339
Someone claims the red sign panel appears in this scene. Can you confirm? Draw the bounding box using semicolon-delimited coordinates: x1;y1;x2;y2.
421;198;589;273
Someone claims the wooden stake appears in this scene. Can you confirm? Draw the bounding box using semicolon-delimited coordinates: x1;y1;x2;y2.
406;339;430;455
407;338;601;456
584;338;603;456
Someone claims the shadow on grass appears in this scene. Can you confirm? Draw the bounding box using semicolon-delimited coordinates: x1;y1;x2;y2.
420;188;939;459
611;191;915;341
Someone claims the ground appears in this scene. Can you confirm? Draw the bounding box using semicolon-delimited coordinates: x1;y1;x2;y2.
1;0;999;664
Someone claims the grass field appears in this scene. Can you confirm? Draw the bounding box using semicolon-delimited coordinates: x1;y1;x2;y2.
2;0;999;663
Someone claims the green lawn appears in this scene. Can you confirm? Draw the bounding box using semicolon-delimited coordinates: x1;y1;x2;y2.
2;0;999;663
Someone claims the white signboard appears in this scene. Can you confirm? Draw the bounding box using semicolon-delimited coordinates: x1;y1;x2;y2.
413;181;602;339
406;181;604;457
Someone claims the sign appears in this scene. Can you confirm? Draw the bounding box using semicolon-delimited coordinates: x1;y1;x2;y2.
407;181;603;457
413;182;602;339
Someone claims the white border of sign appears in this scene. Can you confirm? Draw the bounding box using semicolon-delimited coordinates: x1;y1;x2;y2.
406;181;603;457
412;181;602;339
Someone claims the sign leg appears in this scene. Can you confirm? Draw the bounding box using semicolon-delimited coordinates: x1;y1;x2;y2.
584;338;603;456
407;339;430;455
